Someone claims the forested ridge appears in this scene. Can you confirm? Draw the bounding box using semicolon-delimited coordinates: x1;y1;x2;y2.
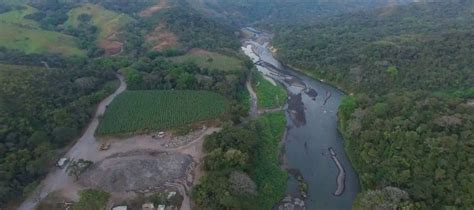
273;1;474;94
193;0;415;26
272;1;474;209
151;5;241;51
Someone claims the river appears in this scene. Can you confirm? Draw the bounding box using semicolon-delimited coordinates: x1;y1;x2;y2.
242;29;360;210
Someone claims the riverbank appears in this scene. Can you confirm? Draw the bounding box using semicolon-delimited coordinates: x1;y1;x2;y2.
242;28;361;209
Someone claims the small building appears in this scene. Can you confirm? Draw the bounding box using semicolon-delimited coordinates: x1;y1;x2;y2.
112;206;127;210
158;205;165;210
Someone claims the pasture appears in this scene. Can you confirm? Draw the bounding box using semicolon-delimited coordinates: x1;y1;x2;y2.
0;5;84;56
97;90;228;135
169;49;244;72
0;22;85;56
0;5;39;28
65;4;132;45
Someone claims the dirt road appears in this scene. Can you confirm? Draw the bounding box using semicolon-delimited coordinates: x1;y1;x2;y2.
18;74;127;210
246;80;258;119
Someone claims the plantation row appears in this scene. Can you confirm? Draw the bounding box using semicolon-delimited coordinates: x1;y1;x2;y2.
97;90;228;135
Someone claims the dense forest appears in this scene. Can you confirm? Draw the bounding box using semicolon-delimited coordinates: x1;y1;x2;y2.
273;1;474;209
193;112;287;209
151;6;241;51
0;58;117;206
105;0;241;54
273;1;474;94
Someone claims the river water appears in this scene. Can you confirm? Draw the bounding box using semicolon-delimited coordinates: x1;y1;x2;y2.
242;30;360;210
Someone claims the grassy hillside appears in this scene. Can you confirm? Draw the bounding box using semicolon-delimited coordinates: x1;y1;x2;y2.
0;4;85;56
0;22;84;56
169;49;244;72
0;5;38;28
65;4;132;45
97;90;228;135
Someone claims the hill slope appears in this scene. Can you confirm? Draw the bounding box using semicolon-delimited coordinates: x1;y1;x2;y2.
188;0;416;25
0;4;84;56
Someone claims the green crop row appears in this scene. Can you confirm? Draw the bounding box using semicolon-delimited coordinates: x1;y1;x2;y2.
97;90;228;135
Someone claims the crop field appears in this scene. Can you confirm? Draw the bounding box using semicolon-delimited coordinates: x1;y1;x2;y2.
169;49;244;71
0;22;85;56
97;90;228;135
254;73;287;109
65;4;133;44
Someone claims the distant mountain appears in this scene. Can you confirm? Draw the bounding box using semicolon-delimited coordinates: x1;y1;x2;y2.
187;0;416;25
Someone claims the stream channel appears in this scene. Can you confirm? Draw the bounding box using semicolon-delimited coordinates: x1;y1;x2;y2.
241;28;361;210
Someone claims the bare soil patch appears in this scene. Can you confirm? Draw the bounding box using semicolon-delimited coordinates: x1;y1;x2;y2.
139;0;169;17
99;33;124;55
79;150;192;193
146;23;179;51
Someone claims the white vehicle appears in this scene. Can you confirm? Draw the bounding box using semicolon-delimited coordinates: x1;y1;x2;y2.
56;158;69;169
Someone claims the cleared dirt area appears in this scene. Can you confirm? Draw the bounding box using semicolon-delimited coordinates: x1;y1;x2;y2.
139;0;169;17
80;151;192;192
100;40;123;55
65;4;132;56
146;23;179;51
99;33;124;55
32;127;218;210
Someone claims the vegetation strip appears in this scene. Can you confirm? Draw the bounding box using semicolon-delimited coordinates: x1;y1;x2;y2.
192;112;287;209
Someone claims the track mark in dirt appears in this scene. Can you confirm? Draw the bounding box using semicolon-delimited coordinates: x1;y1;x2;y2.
139;0;169;17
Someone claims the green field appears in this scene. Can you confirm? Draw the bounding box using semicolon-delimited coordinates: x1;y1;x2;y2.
0;22;84;56
0;5;84;56
0;5;39;28
65;4;132;44
254;73;287;109
97;90;228;135
170;50;244;71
